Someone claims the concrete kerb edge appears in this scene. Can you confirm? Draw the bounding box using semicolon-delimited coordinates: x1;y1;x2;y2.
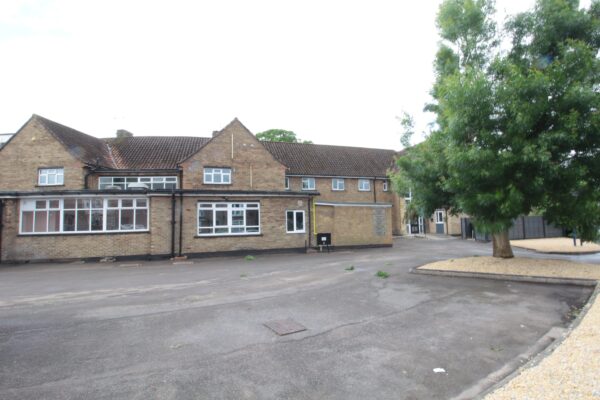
472;283;600;400
511;245;600;256
410;267;598;286
410;265;599;399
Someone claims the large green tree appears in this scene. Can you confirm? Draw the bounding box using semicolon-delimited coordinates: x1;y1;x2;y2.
394;0;600;257
256;129;313;144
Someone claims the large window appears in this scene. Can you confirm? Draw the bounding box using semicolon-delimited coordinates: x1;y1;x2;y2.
204;168;231;184
20;198;148;234
38;168;64;186
286;210;305;233
302;177;315;190
197;202;260;236
358;179;371;191
98;176;177;190
332;178;345;191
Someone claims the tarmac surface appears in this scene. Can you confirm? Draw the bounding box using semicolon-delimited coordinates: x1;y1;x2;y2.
0;238;594;400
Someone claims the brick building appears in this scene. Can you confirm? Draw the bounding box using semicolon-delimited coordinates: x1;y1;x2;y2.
0;115;411;263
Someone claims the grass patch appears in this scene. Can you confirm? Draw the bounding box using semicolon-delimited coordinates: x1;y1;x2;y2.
345;266;355;271
240;273;247;278
244;255;255;261
375;270;389;279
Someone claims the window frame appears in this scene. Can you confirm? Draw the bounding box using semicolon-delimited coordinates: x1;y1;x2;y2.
203;168;232;185
301;177;316;191
197;202;260;236
286;210;306;233
285;177;290;190
358;179;371;192
331;178;345;191
19;197;149;235
98;176;178;190
38;168;64;186
435;209;444;224
382;180;389;192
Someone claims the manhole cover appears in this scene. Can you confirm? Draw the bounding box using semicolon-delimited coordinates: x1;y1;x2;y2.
264;318;307;336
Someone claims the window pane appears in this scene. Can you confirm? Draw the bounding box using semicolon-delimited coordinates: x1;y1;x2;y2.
232;210;244;226
199;228;213;234
215;210;227;227
77;199;90;209
213;172;222;183
287;211;294;232
165;182;176;189
198;209;213;227
33;211;47;232
91;210;103;231
246;227;259;233
120;209;134;230
113;177;125;183
107;209;119;230
48;210;60;232
215;227;228;234
107;199;119;208
92;199;103;209
63;210;75;231
296;212;304;231
47;174;56;185
57;173;64;185
49;200;60;209
223;173;230;183
246;209;259;227
199;203;213;208
122;199;133;207
64;199;76;209
21;211;34;232
77;210;90;231
39;174;47;185
135;209;148;229
136;199;147;207
35;200;46;209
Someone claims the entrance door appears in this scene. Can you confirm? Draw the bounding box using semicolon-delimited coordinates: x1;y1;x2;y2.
435;210;445;234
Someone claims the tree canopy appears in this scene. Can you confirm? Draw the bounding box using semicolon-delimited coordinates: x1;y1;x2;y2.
394;0;600;257
255;129;313;144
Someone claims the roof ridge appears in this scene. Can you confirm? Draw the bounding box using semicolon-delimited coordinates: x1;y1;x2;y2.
262;140;398;152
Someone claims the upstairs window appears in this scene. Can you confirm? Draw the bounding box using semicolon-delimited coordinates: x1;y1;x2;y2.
204;168;231;184
285;177;290;190
358;179;371;191
38;168;64;186
99;176;177;190
332;178;345;191
383;180;389;192
302;177;315;191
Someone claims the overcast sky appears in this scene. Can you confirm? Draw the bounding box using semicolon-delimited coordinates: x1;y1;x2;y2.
0;0;588;150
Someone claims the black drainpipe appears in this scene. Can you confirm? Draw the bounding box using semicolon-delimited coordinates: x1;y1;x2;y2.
307;196;312;250
170;192;176;258
178;192;184;256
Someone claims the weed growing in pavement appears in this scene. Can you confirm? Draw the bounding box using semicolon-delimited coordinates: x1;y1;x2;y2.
244;255;255;261
345;266;355;271
376;271;389;279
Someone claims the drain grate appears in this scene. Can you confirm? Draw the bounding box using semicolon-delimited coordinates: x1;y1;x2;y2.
264;318;307;336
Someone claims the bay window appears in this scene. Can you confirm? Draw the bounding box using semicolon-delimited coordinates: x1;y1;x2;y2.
198;202;260;236
20;197;149;234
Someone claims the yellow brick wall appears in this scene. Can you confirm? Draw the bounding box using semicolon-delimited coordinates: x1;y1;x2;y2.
180;196;309;254
0;119;86;191
180;120;287;191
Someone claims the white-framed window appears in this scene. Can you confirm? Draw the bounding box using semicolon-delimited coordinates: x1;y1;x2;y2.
38;168;64;186
435;209;444;223
302;177;315;190
285;177;290;190
98;176;178;190
383;180;389;192
204;168;231;184
197;202;260;236
358;179;371;191
332;178;345;191
286;210;305;233
19;197;149;234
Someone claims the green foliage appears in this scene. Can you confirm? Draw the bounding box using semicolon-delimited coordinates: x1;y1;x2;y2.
345;265;355;271
393;0;600;248
398;112;415;148
244;255;255;261
256;129;313;144
375;271;389;279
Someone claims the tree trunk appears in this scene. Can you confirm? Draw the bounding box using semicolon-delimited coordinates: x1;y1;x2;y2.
492;230;514;258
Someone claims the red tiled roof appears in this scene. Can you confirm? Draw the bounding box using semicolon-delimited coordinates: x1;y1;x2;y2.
27;115;398;176
263;141;397;178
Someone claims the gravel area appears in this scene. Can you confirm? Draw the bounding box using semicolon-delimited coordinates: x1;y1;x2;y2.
511;237;600;254
419;256;600;280
485;287;600;400
418;256;600;400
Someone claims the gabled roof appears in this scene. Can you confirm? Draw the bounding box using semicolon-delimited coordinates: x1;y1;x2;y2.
263;141;397;178
106;136;210;169
13;115;398;177
34;115;114;168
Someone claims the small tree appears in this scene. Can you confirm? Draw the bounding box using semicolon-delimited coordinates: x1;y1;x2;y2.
256;129;313;144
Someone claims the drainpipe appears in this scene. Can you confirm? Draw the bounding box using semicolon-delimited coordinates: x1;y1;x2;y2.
178;191;184;256
170;192;176;258
373;177;377;203
0;200;3;264
307;196;312;249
